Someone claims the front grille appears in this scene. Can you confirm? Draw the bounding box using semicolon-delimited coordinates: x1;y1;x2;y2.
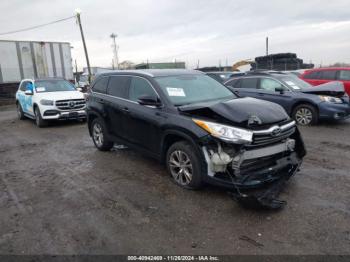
56;99;85;110
251;121;296;147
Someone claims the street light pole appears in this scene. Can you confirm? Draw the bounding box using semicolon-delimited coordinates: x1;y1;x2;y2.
110;33;119;70
75;9;92;84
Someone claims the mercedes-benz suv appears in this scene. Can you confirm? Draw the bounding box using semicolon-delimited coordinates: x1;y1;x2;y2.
16;78;86;127
86;69;306;208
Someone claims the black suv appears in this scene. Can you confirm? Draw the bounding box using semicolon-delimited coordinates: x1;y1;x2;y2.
86;69;305;205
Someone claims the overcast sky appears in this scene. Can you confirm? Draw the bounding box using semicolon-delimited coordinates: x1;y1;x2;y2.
0;0;349;70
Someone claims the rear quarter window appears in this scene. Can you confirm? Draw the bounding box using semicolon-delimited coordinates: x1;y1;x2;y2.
92;77;109;94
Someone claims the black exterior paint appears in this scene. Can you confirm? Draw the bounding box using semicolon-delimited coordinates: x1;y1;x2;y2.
86;70;305;190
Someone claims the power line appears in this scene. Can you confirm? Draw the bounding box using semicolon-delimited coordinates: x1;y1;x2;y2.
0;15;76;36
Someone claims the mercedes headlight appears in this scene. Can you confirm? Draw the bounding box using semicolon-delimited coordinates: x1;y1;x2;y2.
40;99;54;106
319;96;342;104
193;119;253;144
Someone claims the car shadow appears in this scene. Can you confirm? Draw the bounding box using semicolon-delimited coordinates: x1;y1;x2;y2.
45;119;87;128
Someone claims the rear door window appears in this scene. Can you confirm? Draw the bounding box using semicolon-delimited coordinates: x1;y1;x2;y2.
319;70;336;80
240;78;258;89
303;71;321;79
107;76;130;98
128;77;157;102
92;77;109;94
338;70;350;81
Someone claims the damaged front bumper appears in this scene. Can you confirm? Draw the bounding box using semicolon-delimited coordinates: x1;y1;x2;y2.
199;126;306;209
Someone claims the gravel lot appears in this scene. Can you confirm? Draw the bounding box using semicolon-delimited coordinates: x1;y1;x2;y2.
0;105;349;255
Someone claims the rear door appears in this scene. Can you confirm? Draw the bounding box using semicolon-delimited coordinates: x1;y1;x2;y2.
122;76;163;154
337;70;350;95
105;75;131;139
18;81;34;115
17;81;28;112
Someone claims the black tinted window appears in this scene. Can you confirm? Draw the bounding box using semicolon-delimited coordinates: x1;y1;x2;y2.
107;76;130;98
338;70;350;81
303;71;321;79
241;78;258;89
92;77;108;94
129;77;157;102
225;79;240;88
319;70;336;80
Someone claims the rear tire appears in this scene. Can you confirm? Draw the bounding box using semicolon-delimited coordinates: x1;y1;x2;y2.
292;104;318;126
91;118;114;151
17;103;25;120
166;141;203;189
34;107;47;127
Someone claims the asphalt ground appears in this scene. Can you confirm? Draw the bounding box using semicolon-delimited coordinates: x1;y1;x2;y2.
0;105;349;254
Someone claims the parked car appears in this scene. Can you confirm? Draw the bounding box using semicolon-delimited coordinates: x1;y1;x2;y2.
15;78;86;127
300;67;350;95
206;71;245;83
86;69;306;208
224;71;350;125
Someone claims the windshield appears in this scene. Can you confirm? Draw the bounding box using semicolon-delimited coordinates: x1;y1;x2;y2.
35;80;76;93
155;74;235;106
281;76;313;91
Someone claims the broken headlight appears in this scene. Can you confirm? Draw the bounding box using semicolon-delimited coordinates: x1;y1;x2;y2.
319;95;342;104
193;119;253;144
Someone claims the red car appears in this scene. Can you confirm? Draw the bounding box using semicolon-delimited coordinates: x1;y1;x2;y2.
300;67;350;95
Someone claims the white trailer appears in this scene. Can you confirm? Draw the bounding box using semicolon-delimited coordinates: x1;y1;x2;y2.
0;40;73;83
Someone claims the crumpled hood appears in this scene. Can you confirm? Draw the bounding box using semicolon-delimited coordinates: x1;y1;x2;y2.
301;81;345;96
178;97;289;128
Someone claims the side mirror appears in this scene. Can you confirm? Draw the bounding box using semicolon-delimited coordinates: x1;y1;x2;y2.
137;95;162;107
24;90;33;95
275;87;285;94
76;87;83;92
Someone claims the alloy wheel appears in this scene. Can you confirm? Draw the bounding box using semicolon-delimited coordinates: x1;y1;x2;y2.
295;108;313;125
92;123;104;147
169;150;193;186
35;109;40;126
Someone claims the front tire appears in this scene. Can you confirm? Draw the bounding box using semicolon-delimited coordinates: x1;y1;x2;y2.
292;104;318;126
91;118;114;151
17;103;25;120
34;107;47;127
166;141;203;189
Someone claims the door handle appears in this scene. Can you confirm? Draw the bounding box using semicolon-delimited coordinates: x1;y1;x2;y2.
98;98;105;104
122;107;129;112
257;93;265;96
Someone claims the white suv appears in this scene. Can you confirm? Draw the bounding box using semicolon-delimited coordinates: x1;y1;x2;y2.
15;78;86;127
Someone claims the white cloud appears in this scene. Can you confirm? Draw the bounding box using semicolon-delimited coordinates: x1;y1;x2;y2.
0;0;349;70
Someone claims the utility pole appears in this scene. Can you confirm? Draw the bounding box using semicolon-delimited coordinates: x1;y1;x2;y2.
110;33;119;70
266;36;269;56
75;9;92;84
